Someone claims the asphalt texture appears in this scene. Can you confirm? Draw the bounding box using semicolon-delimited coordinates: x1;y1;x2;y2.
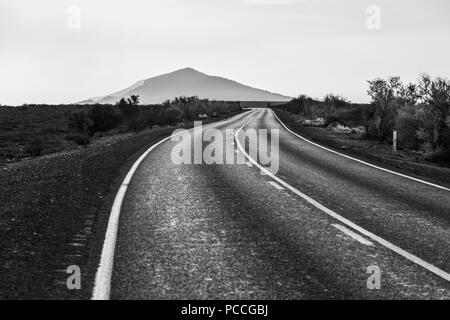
110;109;450;299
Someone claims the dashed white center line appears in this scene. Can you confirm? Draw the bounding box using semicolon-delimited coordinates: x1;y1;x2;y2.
268;181;285;190
332;224;374;246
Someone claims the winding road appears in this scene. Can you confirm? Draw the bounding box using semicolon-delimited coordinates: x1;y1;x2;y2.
95;108;450;299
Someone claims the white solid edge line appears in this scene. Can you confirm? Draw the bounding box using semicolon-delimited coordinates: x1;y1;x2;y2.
272;110;450;192
91;136;172;300
268;181;285;190
235;116;450;282
332;224;374;246
92;110;254;300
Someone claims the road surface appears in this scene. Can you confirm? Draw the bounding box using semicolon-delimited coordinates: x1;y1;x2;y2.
106;108;450;299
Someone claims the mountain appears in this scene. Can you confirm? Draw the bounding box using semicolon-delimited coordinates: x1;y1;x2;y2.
80;68;291;105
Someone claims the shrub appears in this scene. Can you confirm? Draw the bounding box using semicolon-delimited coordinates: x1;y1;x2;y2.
67;111;91;133
24;137;45;157
418;74;450;149
396;107;421;150
117;95;141;131
65;133;91;147
285;95;315;115
415;105;442;149
87;105;123;136
142;108;157;127
443;127;450;150
67;106;122;145
367;77;405;142
134;114;148;131
323;94;349;119
325;115;347;128
429;148;450;166
164;107;184;125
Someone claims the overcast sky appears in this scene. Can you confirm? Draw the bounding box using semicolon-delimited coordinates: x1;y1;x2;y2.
0;0;449;105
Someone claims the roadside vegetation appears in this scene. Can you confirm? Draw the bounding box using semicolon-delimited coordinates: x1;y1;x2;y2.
0;96;241;162
273;74;450;166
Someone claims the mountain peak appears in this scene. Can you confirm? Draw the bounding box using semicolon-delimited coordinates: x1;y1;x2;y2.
86;69;291;104
168;67;206;76
179;67;198;72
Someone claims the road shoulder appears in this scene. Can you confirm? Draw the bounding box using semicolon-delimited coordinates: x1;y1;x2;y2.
273;109;450;189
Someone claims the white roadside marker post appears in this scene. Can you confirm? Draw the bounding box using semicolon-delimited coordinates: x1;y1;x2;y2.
393;130;397;154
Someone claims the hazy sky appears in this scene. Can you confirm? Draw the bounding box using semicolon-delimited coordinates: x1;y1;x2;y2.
1;0;449;105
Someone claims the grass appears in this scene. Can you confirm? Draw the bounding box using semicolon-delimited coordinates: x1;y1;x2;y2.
0;105;83;161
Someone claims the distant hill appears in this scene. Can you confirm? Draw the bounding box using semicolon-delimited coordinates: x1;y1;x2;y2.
79;68;292;105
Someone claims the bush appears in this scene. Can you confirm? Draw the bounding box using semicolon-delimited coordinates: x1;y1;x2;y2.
67;111;91;133
134;114;148;131
164;107;184;125
367;77;405;142
67;106;122;142
117;96;141;131
324;94;349;108
415;105;442;149
443;127;450;150
364;117;379;140
325;116;347;128
429;148;450;166
323;94;349;120
418;74;450;149
396;108;421;150
65;133;91;147
283;95;315;115
87;105;123;136
24;137;45;157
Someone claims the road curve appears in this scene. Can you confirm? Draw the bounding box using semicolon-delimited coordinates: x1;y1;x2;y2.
107;108;450;299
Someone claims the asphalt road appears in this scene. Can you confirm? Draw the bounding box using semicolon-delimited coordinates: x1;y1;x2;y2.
109;108;450;299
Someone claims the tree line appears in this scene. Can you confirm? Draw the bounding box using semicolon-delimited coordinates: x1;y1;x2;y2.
275;74;450;164
66;96;241;146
